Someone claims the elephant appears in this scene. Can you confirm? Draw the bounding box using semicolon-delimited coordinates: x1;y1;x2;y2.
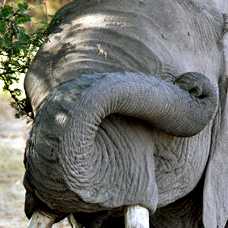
23;0;228;227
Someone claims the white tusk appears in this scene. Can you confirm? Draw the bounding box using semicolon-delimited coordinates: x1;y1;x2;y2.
27;210;55;228
68;213;81;228
125;205;150;228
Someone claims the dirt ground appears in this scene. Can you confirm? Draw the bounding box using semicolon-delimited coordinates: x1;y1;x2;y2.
0;94;71;228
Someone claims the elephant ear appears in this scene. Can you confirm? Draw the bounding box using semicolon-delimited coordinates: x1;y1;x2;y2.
203;14;228;228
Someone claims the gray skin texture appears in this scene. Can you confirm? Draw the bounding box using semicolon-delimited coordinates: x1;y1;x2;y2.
23;0;228;227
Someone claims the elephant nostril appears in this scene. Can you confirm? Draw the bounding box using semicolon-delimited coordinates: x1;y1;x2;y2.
188;87;205;98
188;88;198;95
175;72;212;99
198;94;206;99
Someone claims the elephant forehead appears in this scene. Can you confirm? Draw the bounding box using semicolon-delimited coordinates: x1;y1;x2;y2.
153;124;212;207
25;0;224;112
49;0;223;77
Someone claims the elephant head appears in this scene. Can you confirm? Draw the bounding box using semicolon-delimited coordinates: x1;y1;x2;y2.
23;0;228;227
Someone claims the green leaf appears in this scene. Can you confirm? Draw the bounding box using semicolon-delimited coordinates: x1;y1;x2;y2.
0;21;7;33
16;14;31;24
18;3;29;11
13;88;22;96
0;5;14;18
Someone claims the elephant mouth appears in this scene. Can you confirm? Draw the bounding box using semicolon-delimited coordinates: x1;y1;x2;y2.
23;71;218;220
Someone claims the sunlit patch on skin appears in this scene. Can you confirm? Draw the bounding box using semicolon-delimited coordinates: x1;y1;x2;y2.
55;113;67;126
77;14;106;26
67;13;128;30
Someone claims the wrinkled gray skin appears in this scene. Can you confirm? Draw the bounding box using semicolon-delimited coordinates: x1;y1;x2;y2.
23;0;228;227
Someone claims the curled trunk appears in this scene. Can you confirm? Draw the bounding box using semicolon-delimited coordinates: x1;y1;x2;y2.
24;71;218;217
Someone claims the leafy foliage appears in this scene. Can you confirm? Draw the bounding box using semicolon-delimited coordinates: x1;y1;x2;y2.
0;1;67;121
